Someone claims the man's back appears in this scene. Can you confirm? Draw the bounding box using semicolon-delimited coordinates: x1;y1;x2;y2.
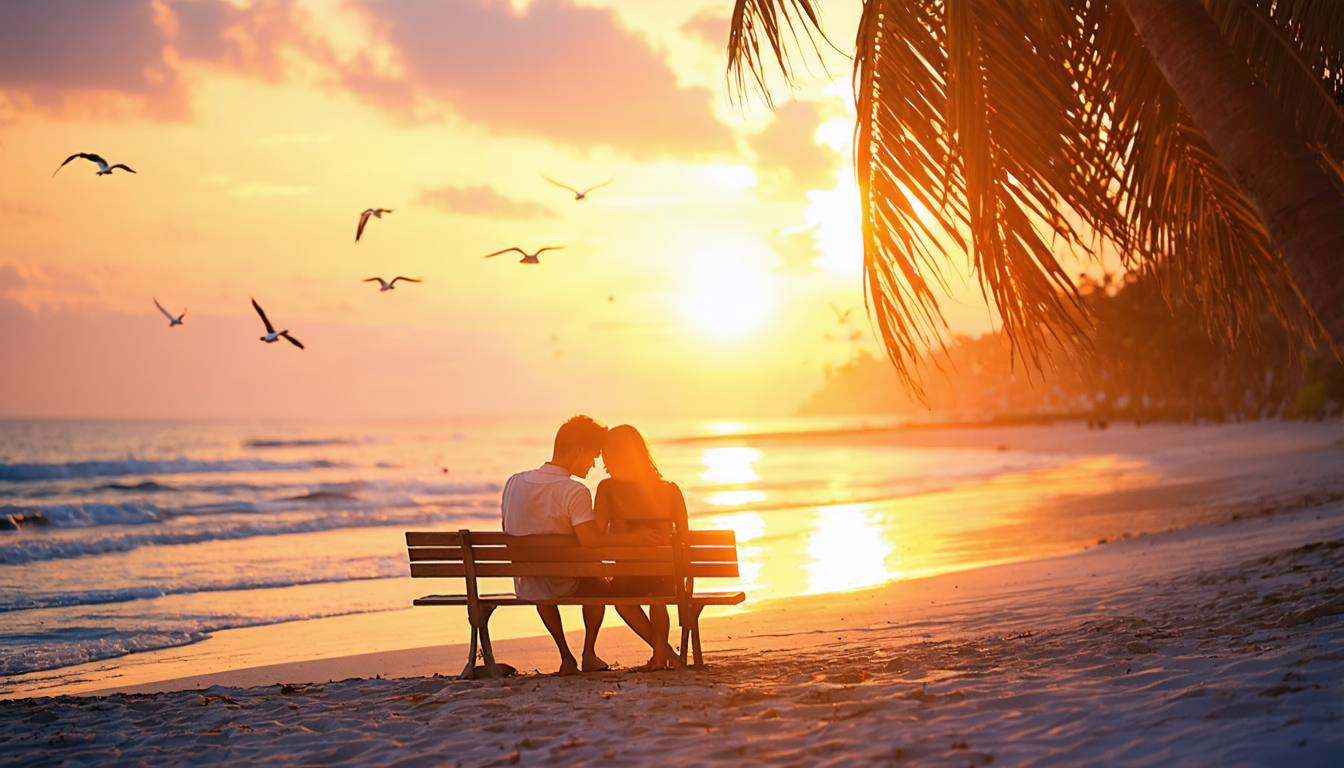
501;463;594;599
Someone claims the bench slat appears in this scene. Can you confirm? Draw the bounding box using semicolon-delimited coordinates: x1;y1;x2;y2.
413;591;746;607
411;561;739;579
406;530;737;547
407;545;740;564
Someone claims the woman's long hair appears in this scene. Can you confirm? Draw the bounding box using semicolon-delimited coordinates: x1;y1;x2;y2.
603;424;662;482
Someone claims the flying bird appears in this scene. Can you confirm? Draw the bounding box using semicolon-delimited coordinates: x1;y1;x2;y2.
483;246;564;264
153;298;186;327
53;153;136;177
356;208;393;242
542;175;613;201
363;276;421;291
828;303;855;324
250;298;304;349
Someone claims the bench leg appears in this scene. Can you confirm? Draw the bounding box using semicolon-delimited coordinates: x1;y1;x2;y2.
478;604;499;677
688;604;705;667
459;624;480;680
460;604;500;679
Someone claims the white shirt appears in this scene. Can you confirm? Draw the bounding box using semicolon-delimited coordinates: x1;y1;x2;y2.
500;463;594;599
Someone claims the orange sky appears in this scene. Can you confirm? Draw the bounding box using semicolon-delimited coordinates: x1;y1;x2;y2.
0;0;999;420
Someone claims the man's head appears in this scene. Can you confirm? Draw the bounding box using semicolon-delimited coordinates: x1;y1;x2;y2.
550;415;607;478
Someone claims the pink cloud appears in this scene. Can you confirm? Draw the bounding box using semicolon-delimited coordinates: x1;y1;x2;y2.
0;0;187;119
343;0;734;157
416;184;556;220
751;101;837;198
681;9;729;46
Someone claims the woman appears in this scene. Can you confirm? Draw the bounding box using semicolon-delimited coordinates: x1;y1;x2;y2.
595;424;688;670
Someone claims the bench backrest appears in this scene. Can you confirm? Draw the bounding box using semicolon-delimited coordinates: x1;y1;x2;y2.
405;530;739;580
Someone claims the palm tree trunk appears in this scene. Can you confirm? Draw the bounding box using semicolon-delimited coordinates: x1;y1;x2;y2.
1118;0;1344;348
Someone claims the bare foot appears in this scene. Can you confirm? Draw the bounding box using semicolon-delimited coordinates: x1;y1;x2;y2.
581;653;610;672
557;658;579;676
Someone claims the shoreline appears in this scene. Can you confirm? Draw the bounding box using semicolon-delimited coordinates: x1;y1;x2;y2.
3;501;1340;765
27;499;1344;697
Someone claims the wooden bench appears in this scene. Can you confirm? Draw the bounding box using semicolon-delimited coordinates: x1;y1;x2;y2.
405;529;745;678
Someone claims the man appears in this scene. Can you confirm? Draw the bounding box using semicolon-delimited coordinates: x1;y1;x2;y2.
500;415;658;675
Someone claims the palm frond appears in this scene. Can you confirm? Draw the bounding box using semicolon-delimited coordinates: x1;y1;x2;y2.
727;0;827;107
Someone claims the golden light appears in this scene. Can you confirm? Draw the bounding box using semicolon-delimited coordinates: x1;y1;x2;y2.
805;503;894;594
679;259;772;339
700;511;766;594
705;490;768;506
699;447;762;484
701;510;766;543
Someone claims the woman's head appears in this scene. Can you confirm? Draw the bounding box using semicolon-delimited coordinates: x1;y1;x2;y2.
602;424;661;482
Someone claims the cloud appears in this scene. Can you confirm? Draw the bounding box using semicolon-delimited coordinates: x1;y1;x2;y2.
0;199;57;223
342;0;734;157
0;0;187;119
416;185;556;220
681;9;729;46
770;224;823;272
750;101;838;198
0;261;107;310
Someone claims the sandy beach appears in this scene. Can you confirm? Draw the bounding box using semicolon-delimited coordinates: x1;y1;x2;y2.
4;488;1341;766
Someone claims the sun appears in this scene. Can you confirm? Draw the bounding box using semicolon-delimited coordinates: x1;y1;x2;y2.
679;259;772;340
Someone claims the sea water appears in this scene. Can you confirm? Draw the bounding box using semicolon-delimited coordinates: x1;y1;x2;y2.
1;415;1167;685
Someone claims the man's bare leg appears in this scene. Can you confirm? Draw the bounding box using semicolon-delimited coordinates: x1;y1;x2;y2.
536;605;579;675
581;604;608;672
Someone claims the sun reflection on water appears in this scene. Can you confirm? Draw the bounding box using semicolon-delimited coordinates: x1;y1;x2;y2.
700;447;761;484
700;511;766;592
805;503;894;594
705;490;768;506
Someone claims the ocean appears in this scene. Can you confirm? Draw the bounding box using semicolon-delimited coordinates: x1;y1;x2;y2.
3;414;1291;692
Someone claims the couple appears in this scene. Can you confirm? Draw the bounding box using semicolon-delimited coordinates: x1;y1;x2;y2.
501;415;687;674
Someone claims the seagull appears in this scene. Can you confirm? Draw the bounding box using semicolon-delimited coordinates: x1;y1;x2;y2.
356;208;393;242
153;298;186;327
363;276;421;291
251;298;304;349
828;303;855;324
53;153;136;177
542;175;613;201
483;246;564;264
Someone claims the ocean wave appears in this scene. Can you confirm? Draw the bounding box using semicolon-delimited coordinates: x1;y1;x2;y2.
0;457;335;482
244;438;354;449
0;630;209;677
0;505;495;565
1;501;165;529
0;605;400;676
0;560;408;613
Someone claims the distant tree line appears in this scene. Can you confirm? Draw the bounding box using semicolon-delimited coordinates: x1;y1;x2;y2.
800;273;1343;424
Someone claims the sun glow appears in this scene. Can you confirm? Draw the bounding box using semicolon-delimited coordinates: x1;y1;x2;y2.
805;503;894;594
700;447;762;485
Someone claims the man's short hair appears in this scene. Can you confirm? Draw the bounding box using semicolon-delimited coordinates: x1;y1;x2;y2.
553;415;608;456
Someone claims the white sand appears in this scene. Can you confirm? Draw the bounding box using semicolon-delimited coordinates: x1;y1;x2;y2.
3;499;1340;766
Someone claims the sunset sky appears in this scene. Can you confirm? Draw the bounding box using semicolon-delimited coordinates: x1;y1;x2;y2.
0;0;1000;420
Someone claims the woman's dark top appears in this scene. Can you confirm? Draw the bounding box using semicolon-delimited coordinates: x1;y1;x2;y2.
594;478;688;597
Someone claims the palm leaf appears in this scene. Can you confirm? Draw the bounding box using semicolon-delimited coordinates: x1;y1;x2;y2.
727;0;1341;393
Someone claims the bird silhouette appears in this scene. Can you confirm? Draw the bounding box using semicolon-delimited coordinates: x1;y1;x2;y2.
153;298;186;327
251;298;304;349
363;276;421;291
542;175;613;201
483;246;564;264
356;208;393;242
828;303;855;324
53;153;135;177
